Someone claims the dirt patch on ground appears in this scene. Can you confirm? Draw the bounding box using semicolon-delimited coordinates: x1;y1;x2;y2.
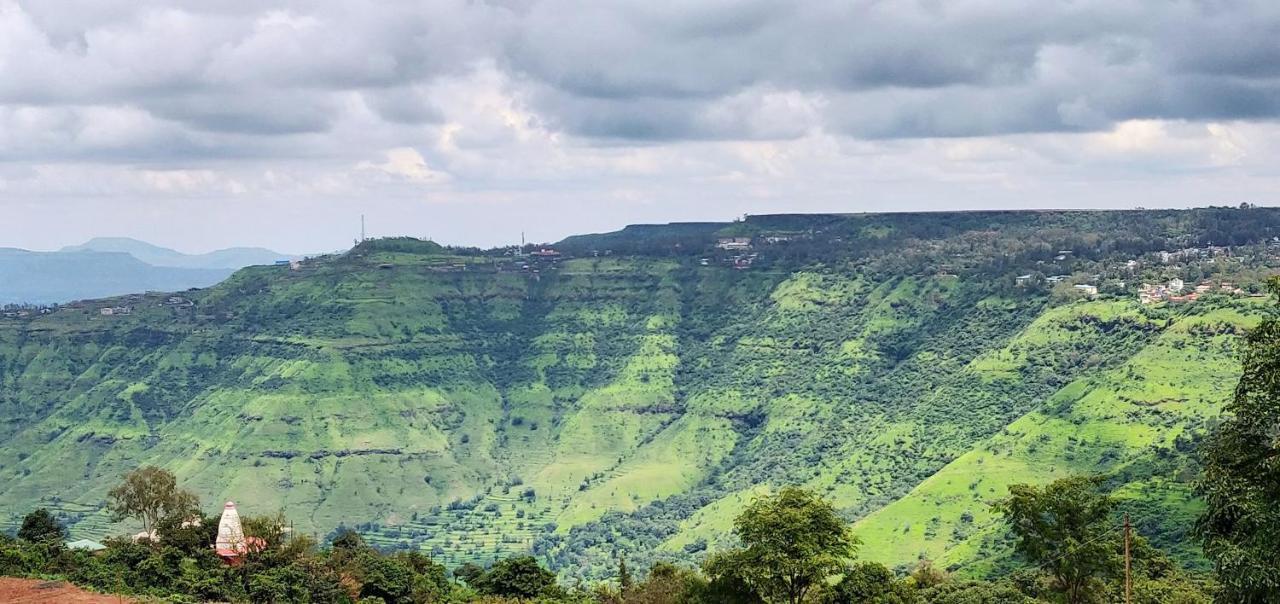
0;577;133;603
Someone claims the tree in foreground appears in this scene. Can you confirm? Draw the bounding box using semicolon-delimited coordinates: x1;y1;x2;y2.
470;555;559;599
1197;276;1280;603
106;465;200;535
453;561;485;586
824;561;904;603
596;561;709;604
18;508;65;543
154;511;217;555
330;526;365;551
995;475;1119;604
705;486;859;604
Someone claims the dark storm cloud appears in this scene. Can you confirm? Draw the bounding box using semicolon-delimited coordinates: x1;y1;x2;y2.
2;0;1280;152
531;92;817;142
504;1;1046;99
504;0;1280;139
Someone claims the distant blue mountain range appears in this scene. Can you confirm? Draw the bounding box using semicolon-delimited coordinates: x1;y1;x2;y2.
0;238;297;305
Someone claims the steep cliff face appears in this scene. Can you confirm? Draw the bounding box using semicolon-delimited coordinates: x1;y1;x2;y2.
1;209;1276;579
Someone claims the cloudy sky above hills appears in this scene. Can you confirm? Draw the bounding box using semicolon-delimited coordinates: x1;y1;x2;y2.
3;0;1280;251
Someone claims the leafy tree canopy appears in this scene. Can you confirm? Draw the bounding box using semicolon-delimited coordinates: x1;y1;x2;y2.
706;487;859;604
330;527;365;551
1197;276;1280;603
995;476;1119;604
825;561;905;604
472;555;559;599
106;466;200;535
17;508;65;543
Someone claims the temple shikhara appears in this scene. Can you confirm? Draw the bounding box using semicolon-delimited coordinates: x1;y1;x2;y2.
215;501;262;562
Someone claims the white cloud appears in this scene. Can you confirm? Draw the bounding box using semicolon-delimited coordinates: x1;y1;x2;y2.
357;147;451;183
0;0;1279;252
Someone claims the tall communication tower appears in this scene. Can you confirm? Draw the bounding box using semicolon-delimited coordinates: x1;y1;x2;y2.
361;215;366;242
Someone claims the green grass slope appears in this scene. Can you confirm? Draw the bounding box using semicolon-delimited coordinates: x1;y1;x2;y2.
853;299;1263;574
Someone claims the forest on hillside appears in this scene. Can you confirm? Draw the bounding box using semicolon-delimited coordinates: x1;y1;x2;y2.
5;323;1280;604
2;208;1279;583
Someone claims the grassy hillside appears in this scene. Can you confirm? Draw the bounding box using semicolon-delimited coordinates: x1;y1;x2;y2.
2;209;1279;580
852;301;1262;574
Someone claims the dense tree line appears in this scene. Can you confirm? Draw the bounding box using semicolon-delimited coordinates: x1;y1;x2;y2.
0;468;1222;603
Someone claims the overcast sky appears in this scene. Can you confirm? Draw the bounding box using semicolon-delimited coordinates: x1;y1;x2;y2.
3;0;1280;253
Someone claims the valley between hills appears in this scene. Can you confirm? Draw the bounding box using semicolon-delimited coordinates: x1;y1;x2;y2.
2;208;1278;580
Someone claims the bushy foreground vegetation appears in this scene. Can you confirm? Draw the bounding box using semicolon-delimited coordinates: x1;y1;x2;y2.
0;476;1217;603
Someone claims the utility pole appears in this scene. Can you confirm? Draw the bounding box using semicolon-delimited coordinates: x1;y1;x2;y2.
1123;513;1132;604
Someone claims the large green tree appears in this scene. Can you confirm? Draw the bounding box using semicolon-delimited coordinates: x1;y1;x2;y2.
18;508;65;543
106;465;200;535
995;475;1119;604
1197;276;1280;603
705;487;859;604
825;561;908;604
614;562;706;604
473;555;559;599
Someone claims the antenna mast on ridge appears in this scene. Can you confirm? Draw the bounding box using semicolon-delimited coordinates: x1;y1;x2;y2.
361;215;366;242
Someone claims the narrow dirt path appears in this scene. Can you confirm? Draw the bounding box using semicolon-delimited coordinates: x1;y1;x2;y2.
0;577;134;603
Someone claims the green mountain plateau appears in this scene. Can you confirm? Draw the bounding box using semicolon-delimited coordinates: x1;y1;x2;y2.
2;208;1278;581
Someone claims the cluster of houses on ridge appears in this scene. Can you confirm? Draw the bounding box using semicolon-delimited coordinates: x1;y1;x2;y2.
1156;245;1236;264
0;307;52;319
491;247;565;275
1010;241;1278;305
711;237;762;270
1016;273;1099;297
1139;278;1249;305
98;295;194;317
1015;273;1258;305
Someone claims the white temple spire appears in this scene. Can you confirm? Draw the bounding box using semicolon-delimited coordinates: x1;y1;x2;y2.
215;501;245;556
